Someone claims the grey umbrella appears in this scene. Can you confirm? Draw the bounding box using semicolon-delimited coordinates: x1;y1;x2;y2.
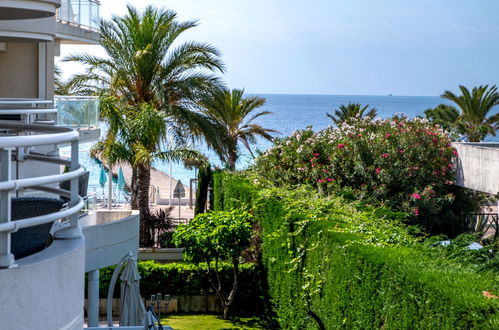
119;256;146;326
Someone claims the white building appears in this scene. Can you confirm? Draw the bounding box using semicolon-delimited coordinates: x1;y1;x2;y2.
0;1;139;328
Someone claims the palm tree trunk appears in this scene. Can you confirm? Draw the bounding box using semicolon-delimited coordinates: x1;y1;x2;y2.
130;165;139;209
137;163;151;218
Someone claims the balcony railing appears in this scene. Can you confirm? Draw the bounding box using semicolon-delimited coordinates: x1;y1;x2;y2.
56;96;100;128
56;0;100;31
0;99;57;124
0;122;83;268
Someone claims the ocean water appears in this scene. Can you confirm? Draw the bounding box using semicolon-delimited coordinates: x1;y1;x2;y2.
66;94;498;193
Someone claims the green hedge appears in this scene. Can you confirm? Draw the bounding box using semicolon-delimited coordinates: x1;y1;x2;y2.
213;171;255;211
96;261;263;315
216;172;499;329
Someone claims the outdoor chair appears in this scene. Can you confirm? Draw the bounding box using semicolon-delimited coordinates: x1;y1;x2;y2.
10;197;65;259
60;171;90;204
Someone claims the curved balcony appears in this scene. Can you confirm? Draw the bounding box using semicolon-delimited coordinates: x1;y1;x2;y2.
0;0;60;20
0;121;84;329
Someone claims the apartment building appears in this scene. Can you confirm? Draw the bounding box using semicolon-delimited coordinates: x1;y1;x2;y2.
0;2;139;328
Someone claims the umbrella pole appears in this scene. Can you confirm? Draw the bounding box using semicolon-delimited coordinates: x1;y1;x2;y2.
108;165;113;210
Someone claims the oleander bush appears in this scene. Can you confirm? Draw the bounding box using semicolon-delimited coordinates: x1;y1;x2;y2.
253;116;484;235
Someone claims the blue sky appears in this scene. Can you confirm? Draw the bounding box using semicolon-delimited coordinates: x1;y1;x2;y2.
59;0;499;96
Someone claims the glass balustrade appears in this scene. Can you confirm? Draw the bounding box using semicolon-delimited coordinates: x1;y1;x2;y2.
56;0;100;31
56;96;100;128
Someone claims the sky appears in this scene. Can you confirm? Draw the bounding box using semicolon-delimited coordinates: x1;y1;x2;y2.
58;0;499;96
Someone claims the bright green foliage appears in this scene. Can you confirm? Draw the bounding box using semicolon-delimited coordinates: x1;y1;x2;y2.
326;103;377;125
441;85;499;142
174;210;252;263
97;261;262;315
212;171;255;211
253;116;483;235
254;187;499;329
173;210;253;318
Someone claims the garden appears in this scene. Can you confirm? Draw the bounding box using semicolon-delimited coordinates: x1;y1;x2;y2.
95;115;499;329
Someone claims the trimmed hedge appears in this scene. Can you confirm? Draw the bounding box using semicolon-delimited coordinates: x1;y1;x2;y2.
215;172;499;329
97;261;263;315
213;171;255;211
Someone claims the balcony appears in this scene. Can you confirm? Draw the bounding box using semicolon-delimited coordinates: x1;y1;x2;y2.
56;0;100;44
0;0;60;20
0;121;85;329
56;96;101;142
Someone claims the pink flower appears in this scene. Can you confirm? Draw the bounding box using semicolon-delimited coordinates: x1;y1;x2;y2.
447;163;453;169
385;133;391;138
414;207;419;216
317;179;325;183
313;153;320;157
297;167;305;171
327;178;333;182
323;169;328;173
338;144;345;149
411;193;421;200
453;150;458;157
375;168;382;174
399;149;404;153
382;153;389;158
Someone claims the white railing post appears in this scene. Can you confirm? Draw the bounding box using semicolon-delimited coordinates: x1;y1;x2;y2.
55;140;83;239
0;148;16;268
87;269;100;327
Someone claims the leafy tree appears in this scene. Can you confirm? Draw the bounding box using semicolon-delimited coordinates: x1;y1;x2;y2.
424;104;460;137
65;5;225;213
199;88;277;170
327;103;377;125
173;209;253;319
441;85;499;142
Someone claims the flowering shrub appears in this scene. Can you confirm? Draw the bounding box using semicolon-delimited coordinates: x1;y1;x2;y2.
254;116;482;234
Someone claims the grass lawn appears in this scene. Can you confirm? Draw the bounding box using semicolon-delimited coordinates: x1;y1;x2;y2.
160;313;264;330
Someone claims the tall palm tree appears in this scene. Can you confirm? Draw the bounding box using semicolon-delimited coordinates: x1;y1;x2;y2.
327;103;377;125
199;88;277;170
65;5;225;213
441;85;499;142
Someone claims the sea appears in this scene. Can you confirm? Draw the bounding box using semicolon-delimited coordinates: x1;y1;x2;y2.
63;94;499;195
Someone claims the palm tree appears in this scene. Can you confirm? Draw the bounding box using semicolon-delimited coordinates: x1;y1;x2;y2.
327;103;377;125
441;85;499;142
65;5;225;213
94;95;205;214
199;88;277;170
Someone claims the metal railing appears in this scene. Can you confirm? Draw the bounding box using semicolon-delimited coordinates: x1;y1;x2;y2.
55;96;99;128
56;0;100;31
0;122;83;268
0;99;57;125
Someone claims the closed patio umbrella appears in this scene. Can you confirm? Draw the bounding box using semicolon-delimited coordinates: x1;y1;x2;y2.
99;166;107;197
119;256;146;326
117;167;126;202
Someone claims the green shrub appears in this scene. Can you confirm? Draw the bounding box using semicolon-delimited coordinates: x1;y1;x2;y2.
253;116;484;235
255;187;499;329
173;209;253;318
97;261;262;315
